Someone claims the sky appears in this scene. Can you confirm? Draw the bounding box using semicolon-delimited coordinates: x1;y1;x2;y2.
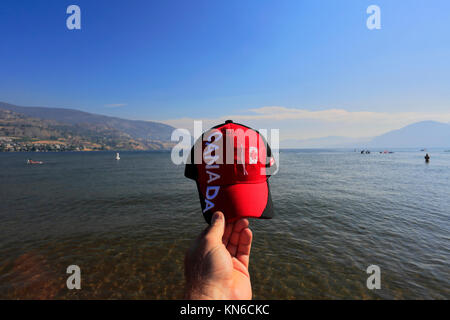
1;0;449;140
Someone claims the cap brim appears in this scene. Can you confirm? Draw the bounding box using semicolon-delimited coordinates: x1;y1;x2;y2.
197;180;274;224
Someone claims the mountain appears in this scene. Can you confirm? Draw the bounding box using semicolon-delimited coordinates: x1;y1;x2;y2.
0;102;176;151
367;121;450;148
0;102;173;142
280;121;450;149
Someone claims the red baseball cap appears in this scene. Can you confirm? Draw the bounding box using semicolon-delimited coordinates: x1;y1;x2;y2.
185;120;276;224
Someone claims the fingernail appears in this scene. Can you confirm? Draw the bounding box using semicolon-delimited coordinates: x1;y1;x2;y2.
212;212;222;223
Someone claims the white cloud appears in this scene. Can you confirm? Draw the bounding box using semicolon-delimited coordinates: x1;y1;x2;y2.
160;106;450;141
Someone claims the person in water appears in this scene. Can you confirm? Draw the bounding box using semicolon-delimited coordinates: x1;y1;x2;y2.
184;211;253;300
425;153;430;162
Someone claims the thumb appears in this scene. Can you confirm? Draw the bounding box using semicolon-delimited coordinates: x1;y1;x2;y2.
206;211;225;242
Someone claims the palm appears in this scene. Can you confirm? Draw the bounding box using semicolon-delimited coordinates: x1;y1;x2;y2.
208;219;252;300
185;216;253;300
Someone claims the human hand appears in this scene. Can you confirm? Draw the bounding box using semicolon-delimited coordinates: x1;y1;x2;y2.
184;211;253;300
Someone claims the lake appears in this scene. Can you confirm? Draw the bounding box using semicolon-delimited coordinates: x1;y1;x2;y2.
0;150;449;299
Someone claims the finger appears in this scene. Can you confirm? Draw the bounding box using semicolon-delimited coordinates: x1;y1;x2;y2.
205;211;225;244
228;219;249;246
226;219;249;256
236;228;253;268
222;222;233;246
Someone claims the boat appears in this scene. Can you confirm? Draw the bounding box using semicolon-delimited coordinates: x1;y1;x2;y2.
27;159;43;165
115;152;120;160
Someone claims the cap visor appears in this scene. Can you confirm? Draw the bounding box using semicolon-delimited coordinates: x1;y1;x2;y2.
200;180;274;224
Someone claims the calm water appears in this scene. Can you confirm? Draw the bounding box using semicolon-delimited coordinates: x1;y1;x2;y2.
0;150;449;299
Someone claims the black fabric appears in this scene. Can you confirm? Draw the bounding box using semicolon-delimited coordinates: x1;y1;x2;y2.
260;181;275;220
184;144;198;180
195;181;213;224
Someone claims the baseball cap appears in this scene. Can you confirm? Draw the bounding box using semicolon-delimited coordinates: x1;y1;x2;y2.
185;120;276;224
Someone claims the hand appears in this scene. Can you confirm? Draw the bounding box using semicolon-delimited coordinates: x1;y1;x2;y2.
184;211;253;300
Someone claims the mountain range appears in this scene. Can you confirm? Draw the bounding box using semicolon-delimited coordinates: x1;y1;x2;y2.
0;102;175;151
282;121;450;149
1;101;449;151
367;121;450;148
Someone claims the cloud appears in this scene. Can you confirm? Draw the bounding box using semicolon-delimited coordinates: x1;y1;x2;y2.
160;106;450;141
105;103;127;108
232;106;450;124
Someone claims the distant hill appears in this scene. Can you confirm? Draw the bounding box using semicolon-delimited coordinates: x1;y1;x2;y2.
280;121;450;149
0;102;176;151
367;121;450;148
0;102;174;142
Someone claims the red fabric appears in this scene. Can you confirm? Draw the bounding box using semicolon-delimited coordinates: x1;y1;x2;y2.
188;122;275;222
199;181;268;223
195;123;269;185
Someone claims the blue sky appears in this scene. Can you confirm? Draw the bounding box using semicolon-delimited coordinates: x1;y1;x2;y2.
1;0;449;139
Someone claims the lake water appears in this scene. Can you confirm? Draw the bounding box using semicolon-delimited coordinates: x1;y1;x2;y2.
0;150;449;299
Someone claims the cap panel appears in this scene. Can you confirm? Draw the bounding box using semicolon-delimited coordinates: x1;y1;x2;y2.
195;123;269;185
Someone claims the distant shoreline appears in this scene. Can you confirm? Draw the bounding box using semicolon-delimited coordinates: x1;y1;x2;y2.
0;140;173;152
0;149;172;153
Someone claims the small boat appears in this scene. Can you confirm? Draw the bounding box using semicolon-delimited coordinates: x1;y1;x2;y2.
27;159;43;165
115;152;120;160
